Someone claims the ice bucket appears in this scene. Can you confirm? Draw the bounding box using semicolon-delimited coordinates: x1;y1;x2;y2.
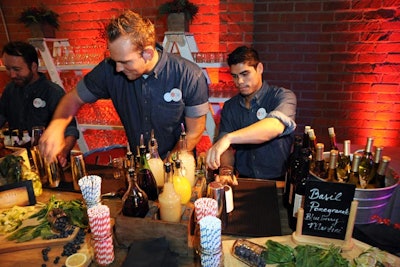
310;152;399;224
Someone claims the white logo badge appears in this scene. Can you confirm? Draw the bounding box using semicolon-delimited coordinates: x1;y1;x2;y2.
163;92;172;102
33;98;46;108
170;88;182;102
256;108;267;120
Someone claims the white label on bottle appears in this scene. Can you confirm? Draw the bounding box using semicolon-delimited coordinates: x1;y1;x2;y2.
292;193;303;218
170;88;182;102
256;108;267;120
163;92;172;102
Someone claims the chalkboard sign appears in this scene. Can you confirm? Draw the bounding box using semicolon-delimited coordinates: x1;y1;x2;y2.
302;180;356;240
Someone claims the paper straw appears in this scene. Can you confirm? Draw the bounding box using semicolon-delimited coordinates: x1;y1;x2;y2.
87;204;111;238
194;197;218;222
199;215;221;252
92;234;114;266
79;175;102;208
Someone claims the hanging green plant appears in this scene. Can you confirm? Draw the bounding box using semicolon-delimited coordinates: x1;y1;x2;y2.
18;4;60;29
158;0;199;23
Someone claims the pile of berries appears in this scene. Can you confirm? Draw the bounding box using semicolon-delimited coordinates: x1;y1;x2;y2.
40;228;86;266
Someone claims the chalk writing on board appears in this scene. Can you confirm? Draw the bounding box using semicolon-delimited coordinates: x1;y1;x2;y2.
302;181;355;240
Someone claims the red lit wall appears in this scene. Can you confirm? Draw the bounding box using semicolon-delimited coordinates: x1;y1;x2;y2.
1;0;400;149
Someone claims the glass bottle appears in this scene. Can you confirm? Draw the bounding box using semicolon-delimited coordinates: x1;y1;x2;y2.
326;149;339;182
311;143;326;179
122;168;149;218
158;162;182;222
11;129;20;146
374;156;391;188
147;130;165;189
2;127;12;146
21;130;31;145
283;135;303;209
328;127;339;151
291;148;311;230
125;142;134;170
302;125;311;150
359;137;374;188
284;136;305;230
178;124;196;187
348;153;362;187
172;159;192;204
336;140;351;183
308;129;317;169
368;146;383;186
137;135;159;201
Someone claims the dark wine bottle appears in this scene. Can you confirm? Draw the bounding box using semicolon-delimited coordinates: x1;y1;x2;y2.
137;135;159;201
122;168;149;218
290;148;311;231
374;156;391;188
368;146;383;186
311;143;326;179
302;125;311;149
283;135;303;209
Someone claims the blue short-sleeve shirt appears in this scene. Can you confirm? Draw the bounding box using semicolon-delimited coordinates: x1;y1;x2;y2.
218;82;297;179
77;45;209;158
0;74;79;139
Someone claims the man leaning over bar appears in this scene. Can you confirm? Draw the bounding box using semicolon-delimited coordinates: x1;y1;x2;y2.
206;46;297;183
39;10;209;162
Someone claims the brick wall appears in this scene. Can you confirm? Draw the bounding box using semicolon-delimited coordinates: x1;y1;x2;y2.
252;0;400;148
1;0;400;148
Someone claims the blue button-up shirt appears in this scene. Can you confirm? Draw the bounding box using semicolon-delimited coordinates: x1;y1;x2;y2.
218;82;297;179
77;45;209;158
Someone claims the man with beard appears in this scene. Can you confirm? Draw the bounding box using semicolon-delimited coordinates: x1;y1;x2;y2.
206;46;297;182
0;41;79;167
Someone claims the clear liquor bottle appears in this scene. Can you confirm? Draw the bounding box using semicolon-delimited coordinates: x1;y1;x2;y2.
178;124;196;187
359;137;374;188
147;130;165;189
336;140;351;183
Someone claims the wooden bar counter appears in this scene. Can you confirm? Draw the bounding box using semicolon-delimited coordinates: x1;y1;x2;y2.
1;165;399;266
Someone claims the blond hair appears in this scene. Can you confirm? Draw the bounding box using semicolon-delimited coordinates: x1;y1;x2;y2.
106;10;155;52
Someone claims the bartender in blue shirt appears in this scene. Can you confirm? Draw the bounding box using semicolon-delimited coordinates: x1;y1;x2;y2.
39;10;209;162
0;41;79;167
206;46;297;182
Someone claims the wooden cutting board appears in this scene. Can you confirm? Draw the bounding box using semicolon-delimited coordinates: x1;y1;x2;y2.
0;215;79;254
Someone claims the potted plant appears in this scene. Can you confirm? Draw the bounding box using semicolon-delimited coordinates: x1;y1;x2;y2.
18;4;60;38
158;0;199;32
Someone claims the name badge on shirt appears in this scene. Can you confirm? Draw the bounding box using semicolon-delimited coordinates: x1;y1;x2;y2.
256;108;267;120
33;98;46;108
164;88;182;103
